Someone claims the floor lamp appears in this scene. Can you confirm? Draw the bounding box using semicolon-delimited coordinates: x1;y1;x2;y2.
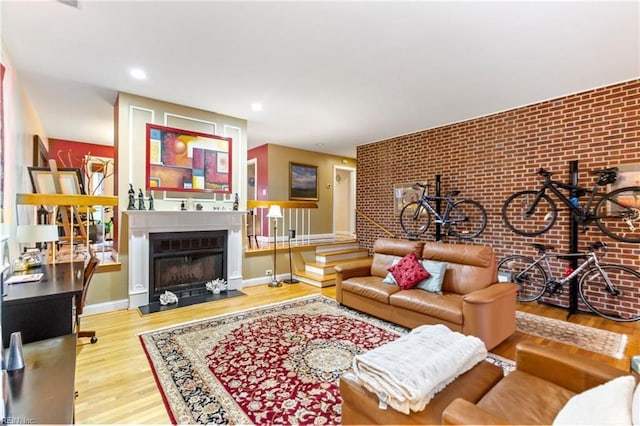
282;229;299;284
267;205;282;287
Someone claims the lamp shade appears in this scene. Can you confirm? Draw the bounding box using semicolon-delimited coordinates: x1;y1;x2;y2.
16;225;59;243
267;205;282;219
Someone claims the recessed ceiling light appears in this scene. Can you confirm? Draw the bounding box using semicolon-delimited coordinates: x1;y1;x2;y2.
130;68;147;80
251;102;263;112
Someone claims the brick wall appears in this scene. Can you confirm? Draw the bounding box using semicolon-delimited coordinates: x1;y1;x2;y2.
356;79;640;310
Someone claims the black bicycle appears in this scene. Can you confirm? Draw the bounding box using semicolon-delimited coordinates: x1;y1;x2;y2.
399;183;487;239
498;242;640;322
502;167;640;243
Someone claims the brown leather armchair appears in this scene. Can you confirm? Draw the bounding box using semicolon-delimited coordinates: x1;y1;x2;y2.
442;341;634;425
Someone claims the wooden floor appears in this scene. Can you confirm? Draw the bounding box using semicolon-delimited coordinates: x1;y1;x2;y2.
74;283;640;424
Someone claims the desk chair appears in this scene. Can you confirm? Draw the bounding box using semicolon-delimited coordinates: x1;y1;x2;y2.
76;255;99;344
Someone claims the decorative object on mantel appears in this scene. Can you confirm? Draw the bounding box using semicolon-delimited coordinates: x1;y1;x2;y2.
205;278;228;295
137;189;146;210
196;203;203;211
148;193;155;211
267;205;283;287
233;193;239;211
181;200;186;211
159;291;178;306
127;184;136;210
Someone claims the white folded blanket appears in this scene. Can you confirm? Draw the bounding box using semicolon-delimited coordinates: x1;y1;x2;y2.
351;324;487;414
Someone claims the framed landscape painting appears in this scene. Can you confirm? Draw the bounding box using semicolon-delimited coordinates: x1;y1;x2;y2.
289;163;318;201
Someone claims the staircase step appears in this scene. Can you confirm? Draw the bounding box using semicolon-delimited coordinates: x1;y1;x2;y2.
305;261;338;276
316;248;369;264
295;270;336;288
315;241;361;254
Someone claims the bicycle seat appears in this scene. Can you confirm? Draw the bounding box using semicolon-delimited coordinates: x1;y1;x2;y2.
446;190;460;197
531;243;554;252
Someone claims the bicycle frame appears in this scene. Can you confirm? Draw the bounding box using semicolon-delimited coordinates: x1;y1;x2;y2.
527;178;602;219
516;251;616;291
418;194;457;224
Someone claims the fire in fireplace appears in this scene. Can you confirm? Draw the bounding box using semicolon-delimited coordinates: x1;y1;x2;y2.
148;230;227;302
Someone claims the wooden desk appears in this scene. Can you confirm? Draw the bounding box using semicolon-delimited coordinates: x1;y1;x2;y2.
6;334;76;424
2;262;84;347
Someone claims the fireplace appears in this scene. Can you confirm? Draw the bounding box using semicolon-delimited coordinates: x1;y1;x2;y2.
122;210;244;309
149;230;227;303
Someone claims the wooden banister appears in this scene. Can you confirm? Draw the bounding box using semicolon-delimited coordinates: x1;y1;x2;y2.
355;209;396;238
247;200;318;209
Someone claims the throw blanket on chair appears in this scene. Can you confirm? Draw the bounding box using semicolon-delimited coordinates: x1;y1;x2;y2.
351;324;487;414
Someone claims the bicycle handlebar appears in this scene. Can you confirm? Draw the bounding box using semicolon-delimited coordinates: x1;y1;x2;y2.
412;183;429;190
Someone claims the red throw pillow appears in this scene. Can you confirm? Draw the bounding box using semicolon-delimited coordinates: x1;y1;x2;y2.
387;252;431;290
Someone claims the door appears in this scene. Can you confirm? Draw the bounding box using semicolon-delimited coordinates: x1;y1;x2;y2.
333;166;356;237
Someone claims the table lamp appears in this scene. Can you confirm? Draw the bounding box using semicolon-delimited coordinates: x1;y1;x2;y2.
16;224;59;268
267;205;282;287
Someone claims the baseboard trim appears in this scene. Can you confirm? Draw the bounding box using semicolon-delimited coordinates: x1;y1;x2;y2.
84;299;129;316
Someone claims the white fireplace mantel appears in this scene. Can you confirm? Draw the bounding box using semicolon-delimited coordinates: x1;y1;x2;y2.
122;210;245;308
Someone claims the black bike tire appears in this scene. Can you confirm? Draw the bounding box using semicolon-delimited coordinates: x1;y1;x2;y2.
594;186;640;244
448;199;487;239
399;201;432;237
497;255;547;302
578;264;640;322
501;190;557;237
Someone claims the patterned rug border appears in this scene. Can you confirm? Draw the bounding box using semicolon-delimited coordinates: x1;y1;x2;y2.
515;311;628;359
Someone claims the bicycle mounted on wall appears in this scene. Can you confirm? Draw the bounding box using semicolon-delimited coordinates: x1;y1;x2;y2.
502;166;640;243
498;241;640;322
501;161;640;319
400;175;487;241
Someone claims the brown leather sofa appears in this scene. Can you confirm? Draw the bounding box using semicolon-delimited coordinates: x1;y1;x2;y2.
442;341;635;425
341;360;503;425
335;238;518;350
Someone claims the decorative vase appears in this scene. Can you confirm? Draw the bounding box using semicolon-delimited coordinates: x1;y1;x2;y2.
7;332;24;371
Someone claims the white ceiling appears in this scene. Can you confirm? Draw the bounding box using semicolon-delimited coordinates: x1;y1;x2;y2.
2;1;639;158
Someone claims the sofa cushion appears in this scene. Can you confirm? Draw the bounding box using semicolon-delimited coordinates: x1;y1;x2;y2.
388;252;430;290
477;370;575;425
416;260;448;293
553;375;635;425
341;276;401;303
389;290;464;325
421;242;497;294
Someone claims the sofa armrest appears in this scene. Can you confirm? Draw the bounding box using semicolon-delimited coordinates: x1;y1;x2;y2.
442;398;512;425
335;258;373;303
461;283;518;350
515;341;630;393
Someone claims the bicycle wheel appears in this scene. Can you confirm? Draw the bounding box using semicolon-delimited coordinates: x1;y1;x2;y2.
579;264;640;322
446;199;487;239
594;186;640;243
497;255;547;302
400;201;432;237
502;190;557;237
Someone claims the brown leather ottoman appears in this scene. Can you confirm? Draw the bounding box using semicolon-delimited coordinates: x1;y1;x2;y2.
340;360;503;425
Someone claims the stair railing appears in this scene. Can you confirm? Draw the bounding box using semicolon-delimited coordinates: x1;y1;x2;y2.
246;200;319;249
355;209;396;238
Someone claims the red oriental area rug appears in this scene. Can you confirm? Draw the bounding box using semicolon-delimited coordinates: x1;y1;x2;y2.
140;295;513;425
139;295;407;424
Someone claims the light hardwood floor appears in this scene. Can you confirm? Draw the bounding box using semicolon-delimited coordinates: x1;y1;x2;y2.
75;283;640;424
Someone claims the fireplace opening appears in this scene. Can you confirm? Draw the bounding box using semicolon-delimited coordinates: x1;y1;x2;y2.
149;230;227;303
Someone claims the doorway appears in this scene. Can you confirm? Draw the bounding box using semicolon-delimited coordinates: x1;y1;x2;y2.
333;166;356;238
